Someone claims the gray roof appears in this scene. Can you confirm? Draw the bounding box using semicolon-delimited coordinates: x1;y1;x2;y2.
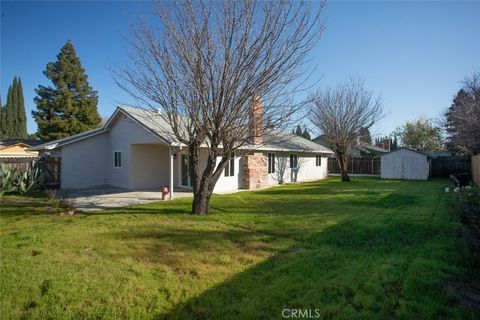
30;106;333;154
260;131;333;153
115;106;179;145
28;128;108;151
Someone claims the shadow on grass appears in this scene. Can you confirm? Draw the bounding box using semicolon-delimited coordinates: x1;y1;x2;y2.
150;216;463;319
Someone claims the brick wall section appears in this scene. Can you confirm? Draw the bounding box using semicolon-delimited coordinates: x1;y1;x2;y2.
243;152;268;190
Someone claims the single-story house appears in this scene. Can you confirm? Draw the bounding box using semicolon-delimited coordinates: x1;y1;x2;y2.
0;139;43;159
381;148;431;180
30;105;333;196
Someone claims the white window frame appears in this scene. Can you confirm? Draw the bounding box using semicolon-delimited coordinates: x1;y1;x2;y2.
224;152;235;177
268;153;276;174
316;155;322;167
113;150;122;168
289;153;298;169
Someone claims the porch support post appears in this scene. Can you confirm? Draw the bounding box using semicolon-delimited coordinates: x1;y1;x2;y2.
169;146;174;199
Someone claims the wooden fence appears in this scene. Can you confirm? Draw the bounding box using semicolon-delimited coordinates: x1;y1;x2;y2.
431;156;471;177
472;155;480;186
328;157;381;175
0;157;37;172
0;156;61;188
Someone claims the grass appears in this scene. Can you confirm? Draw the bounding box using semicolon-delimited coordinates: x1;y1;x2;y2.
0;177;476;319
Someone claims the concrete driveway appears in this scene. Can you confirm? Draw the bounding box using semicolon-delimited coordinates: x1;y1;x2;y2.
61;186;193;212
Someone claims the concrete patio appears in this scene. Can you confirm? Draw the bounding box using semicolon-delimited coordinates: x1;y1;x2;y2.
61;186;193;212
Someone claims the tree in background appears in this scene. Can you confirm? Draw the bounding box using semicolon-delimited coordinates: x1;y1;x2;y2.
293;125;311;140
115;0;325;214
445;71;480;154
0;95;4;138
359;127;372;144
33;40;101;141
309;77;384;182
396;117;443;152
1;77;28;139
302;128;311;140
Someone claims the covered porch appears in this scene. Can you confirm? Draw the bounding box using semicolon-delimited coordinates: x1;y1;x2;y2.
130;143;192;199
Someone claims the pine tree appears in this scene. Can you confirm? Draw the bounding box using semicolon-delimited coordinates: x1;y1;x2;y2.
33;40;101;141
302;127;311;140
359;127;372;144
295;125;303;136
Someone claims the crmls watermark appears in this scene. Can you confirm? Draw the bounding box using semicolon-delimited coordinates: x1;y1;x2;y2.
282;309;321;318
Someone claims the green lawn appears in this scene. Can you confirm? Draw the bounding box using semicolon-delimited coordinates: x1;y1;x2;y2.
0;177;476;319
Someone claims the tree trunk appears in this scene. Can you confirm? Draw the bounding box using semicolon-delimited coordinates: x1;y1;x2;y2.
191;190;211;215
335;151;351;182
189;147;229;215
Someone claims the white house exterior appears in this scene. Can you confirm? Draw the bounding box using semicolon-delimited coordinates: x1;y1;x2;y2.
30;106;333;195
381;148;430;180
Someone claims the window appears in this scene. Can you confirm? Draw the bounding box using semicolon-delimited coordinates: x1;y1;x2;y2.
114;151;122;168
268;153;276;174
224;152;235;177
316;155;322;167
289;154;298;169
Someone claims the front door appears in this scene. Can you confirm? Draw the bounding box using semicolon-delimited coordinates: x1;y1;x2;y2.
181;154;192;187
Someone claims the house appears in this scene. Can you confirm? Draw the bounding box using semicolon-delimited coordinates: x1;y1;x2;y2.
312;136;388;158
30;105;333;196
381;148;431;180
0;139;43;159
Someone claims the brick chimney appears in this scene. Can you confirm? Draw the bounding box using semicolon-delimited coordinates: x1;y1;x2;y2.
251;97;263;145
243;97;267;190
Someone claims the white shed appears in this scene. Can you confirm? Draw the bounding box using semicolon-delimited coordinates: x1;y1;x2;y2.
381;148;430;180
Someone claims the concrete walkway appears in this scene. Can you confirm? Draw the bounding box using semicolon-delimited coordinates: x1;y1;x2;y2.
61;186;193;212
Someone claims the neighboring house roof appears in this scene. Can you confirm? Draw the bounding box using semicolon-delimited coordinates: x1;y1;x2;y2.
0;139;44;149
357;142;388;154
312;135;387;156
30;105;333;154
381;147;430;158
0;139;41;157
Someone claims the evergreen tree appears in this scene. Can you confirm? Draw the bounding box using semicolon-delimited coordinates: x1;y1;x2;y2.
33;40;101;141
2;77;28;138
15;78;28;138
359;127;372;144
0;95;4;138
295;125;303;136
302;127;311;140
4;82;15;138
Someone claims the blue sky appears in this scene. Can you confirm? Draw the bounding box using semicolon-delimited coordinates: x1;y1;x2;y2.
1;1;479;137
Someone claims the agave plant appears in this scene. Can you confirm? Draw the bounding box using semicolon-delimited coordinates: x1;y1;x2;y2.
18;167;45;194
0;163;18;196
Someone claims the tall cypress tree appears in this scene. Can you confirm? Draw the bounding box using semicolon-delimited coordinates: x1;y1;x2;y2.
15;78;28;138
33;40;101;141
0;95;4;138
4;82;15;138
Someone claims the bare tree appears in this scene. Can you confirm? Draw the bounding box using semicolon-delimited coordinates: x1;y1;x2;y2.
445;71;480;155
309;78;383;182
114;1;325;214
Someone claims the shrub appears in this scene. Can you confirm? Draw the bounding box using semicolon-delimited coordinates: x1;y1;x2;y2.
0;163;45;196
457;185;480;237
